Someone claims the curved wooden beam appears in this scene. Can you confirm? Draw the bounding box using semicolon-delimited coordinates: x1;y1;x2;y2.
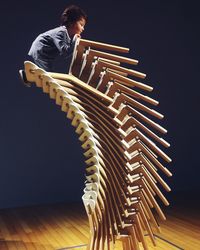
22;38;171;250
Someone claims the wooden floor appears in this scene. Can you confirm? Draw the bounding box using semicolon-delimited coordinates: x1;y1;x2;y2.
0;199;199;250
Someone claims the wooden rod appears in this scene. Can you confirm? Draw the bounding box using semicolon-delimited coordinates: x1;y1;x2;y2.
108;71;153;92
49;72;113;104
98;57;121;65
90;49;138;65
80;38;130;53
99;59;146;79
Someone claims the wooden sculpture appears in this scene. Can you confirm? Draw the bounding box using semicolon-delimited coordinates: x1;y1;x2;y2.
22;37;172;250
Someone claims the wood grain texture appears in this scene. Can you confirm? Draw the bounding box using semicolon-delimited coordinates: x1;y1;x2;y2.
0;202;199;250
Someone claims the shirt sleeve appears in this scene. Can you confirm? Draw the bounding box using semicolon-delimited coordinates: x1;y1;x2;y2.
53;30;75;57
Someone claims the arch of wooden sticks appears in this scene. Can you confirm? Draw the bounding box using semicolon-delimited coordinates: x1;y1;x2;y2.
23;38;172;250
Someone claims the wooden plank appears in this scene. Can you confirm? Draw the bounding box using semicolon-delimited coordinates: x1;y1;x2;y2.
80;39;130;53
90;49;138;65
0;203;199;250
49;73;113;104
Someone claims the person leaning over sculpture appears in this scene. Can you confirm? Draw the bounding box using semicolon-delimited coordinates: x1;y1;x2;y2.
19;5;87;85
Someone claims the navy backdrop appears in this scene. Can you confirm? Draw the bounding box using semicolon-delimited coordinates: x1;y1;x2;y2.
0;0;199;208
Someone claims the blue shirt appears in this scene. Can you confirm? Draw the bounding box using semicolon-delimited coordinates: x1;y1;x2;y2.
28;26;76;62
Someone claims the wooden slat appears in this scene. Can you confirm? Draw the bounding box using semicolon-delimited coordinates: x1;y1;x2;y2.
98;59;146;78
49;72;113;104
0;203;199;250
90;49;138;65
80;38;130;53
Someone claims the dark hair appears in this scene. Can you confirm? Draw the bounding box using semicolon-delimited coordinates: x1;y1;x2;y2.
60;5;87;27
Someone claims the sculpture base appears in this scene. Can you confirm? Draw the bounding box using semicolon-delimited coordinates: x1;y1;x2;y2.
57;234;184;250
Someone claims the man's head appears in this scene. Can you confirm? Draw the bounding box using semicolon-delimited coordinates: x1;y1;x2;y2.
61;5;87;36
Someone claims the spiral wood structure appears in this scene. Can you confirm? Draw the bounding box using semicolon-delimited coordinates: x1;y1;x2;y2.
23;37;172;250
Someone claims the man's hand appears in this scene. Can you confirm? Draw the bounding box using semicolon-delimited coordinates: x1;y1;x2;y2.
75;34;81;39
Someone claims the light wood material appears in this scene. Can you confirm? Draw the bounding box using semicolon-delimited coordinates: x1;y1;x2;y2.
89;49;138;65
106;70;152;92
98;59;146;79
0;202;199;250
22;37;172;250
80;38;130;53
49;72;113;105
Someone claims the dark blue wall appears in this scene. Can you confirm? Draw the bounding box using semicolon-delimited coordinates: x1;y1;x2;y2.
0;0;199;208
